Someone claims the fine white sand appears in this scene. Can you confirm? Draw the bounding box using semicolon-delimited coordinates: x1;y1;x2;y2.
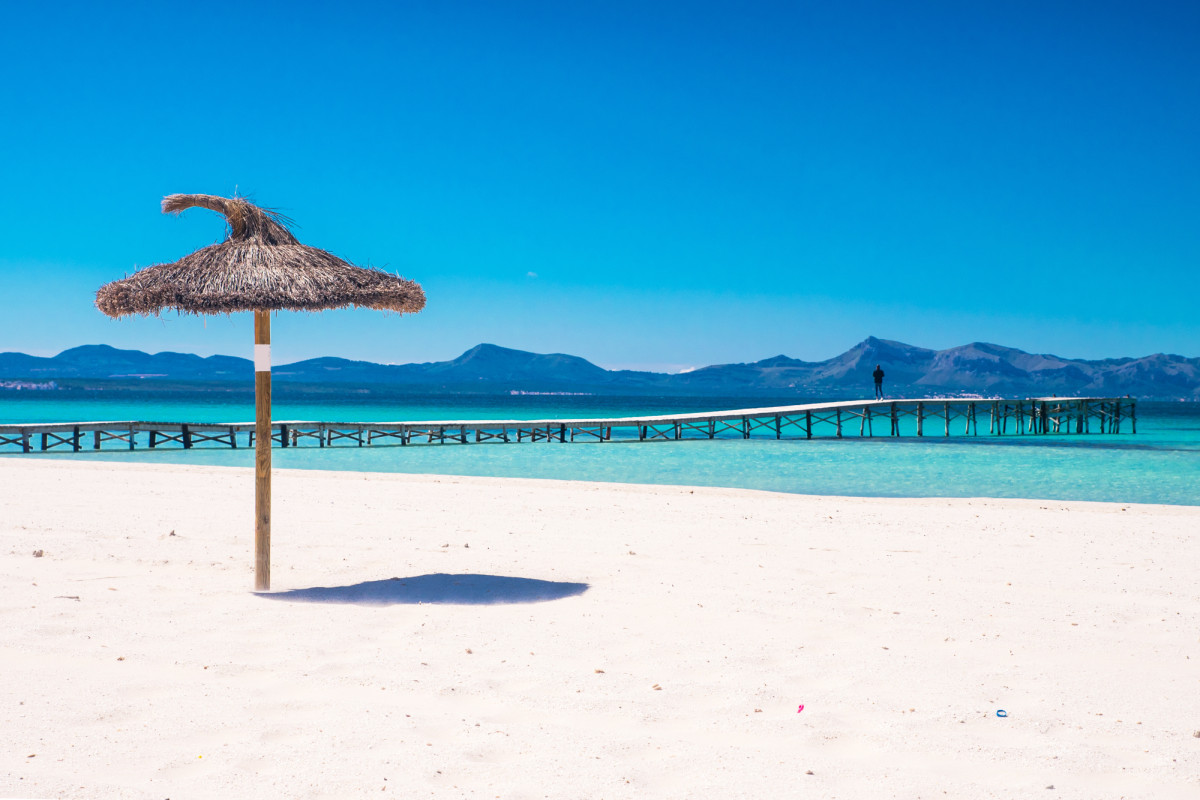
1;458;1198;799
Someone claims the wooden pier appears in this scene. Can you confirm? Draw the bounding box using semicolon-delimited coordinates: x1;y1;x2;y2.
0;397;1135;454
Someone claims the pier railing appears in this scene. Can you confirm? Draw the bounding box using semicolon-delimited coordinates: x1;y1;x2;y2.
0;397;1135;453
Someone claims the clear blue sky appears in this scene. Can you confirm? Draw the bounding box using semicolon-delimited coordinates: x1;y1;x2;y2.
2;1;1197;370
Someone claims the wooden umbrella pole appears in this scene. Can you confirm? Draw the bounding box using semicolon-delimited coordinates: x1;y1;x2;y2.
254;311;272;591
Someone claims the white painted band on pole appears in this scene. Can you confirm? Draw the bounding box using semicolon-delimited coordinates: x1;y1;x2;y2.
254;344;271;372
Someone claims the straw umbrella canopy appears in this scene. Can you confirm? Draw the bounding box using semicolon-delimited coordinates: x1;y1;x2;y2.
96;194;425;590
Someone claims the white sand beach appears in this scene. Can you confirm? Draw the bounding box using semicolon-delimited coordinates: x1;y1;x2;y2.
1;458;1198;799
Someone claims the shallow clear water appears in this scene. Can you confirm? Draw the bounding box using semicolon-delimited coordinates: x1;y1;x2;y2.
2;390;1197;506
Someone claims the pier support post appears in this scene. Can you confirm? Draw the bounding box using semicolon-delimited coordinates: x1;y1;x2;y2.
183;424;192;449
944;403;950;437
836;408;842;438
916;403;924;437
72;426;80;452
805;411;812;439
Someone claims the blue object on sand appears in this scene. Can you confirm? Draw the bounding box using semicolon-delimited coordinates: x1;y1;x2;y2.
997;709;1007;717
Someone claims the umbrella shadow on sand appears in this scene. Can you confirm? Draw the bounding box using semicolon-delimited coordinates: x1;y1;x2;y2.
260;573;589;605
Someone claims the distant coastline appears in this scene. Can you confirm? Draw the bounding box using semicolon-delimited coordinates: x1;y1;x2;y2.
510;390;594;396
0;379;58;391
2;337;1198;400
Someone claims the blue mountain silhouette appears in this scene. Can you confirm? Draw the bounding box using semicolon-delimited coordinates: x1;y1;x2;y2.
1;337;1196;398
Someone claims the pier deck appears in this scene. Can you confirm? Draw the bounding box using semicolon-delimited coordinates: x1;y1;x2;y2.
0;397;1135;453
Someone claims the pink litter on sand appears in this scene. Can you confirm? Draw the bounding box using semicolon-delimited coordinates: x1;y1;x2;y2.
797;704;805;713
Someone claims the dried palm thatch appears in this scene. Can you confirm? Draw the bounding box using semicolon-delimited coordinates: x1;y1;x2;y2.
95;194;425;317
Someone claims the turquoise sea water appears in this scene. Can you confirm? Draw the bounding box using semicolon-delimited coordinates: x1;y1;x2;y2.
2;389;1198;506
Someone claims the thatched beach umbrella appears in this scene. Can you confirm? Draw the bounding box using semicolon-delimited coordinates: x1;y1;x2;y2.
96;194;425;590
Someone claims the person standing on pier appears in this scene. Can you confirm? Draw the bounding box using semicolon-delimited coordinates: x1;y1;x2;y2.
873;364;885;400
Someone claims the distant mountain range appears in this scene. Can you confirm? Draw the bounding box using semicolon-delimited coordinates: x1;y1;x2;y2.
1;338;1197;399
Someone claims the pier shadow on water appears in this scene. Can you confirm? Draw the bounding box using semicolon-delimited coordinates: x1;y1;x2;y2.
260;573;589;605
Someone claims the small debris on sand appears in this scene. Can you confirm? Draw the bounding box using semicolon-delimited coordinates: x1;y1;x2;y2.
32;550;43;558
